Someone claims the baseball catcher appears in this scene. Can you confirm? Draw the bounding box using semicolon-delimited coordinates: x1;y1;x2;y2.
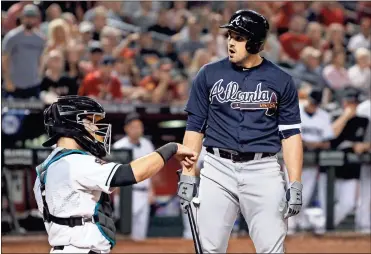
33;95;197;253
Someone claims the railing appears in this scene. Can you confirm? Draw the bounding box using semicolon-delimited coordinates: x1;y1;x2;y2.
2;148;370;235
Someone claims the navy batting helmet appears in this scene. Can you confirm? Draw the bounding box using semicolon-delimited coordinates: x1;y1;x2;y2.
220;9;269;54
42;95;112;158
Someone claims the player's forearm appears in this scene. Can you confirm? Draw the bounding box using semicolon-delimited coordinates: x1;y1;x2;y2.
110;143;178;187
182;130;204;176
282;134;303;183
130;152;166;182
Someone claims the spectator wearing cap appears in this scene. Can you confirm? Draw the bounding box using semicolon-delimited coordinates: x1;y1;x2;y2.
40;49;79;105
279;15;312;63
113;112;155;242
79;41;104;75
348;48;371;95
347;17;371;53
138;59;185;103
292;46;326;89
78;56;123;101
2;4;45;98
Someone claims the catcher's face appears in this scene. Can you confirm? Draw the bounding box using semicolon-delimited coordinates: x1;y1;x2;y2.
227;30;249;64
83;117;104;142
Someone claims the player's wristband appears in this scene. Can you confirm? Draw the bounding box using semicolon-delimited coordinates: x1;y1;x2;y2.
155;142;178;163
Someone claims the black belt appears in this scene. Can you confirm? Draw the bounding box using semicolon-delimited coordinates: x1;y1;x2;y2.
206;147;275;162
53;246;99;253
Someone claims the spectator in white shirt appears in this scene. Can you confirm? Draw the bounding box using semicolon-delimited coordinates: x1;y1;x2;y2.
348;17;371;53
348;48;371;95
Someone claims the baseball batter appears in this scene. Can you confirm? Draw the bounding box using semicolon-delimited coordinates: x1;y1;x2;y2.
33;96;197;253
177;10;304;253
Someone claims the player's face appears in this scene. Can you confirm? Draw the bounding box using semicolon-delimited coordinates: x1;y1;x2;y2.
124;119;144;141
227;30;249;64
83;116;104;142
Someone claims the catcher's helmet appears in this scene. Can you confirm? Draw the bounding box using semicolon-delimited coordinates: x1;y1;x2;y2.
42;95;112;158
220;9;269;54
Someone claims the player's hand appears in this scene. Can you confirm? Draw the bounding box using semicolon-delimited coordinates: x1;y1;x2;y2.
279;181;303;219
174;144;198;168
177;170;200;214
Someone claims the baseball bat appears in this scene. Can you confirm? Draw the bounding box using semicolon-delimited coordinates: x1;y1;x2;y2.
186;205;203;254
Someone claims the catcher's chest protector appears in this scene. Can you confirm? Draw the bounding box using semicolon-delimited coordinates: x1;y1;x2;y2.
37;148;117;248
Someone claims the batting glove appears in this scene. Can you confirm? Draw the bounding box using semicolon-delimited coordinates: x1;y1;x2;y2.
177;170;200;214
279;181;303;219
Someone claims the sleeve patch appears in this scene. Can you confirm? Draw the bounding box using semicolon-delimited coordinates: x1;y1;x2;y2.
95;158;108;165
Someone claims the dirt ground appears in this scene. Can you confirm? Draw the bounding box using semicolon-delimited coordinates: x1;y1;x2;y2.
2;233;370;253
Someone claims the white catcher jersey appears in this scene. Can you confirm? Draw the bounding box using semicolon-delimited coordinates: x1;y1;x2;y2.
33;148;120;252
299;104;334;142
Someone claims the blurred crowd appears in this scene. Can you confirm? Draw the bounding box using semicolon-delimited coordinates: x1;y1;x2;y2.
1;1;370;106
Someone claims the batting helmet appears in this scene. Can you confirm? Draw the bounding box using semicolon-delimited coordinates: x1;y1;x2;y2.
42;95;112;158
220;9;269;54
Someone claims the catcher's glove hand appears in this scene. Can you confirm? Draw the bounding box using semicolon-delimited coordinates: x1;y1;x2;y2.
279;181;303;219
177;169;200;214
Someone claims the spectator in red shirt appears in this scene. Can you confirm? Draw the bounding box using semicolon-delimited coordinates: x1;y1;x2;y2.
319;2;345;26
279;15;312;62
78;56;123;101
138;58;185;104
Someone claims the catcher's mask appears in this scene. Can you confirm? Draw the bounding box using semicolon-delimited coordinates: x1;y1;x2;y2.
43;95;112;158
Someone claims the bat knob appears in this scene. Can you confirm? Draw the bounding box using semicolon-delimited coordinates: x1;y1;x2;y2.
192;197;200;205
